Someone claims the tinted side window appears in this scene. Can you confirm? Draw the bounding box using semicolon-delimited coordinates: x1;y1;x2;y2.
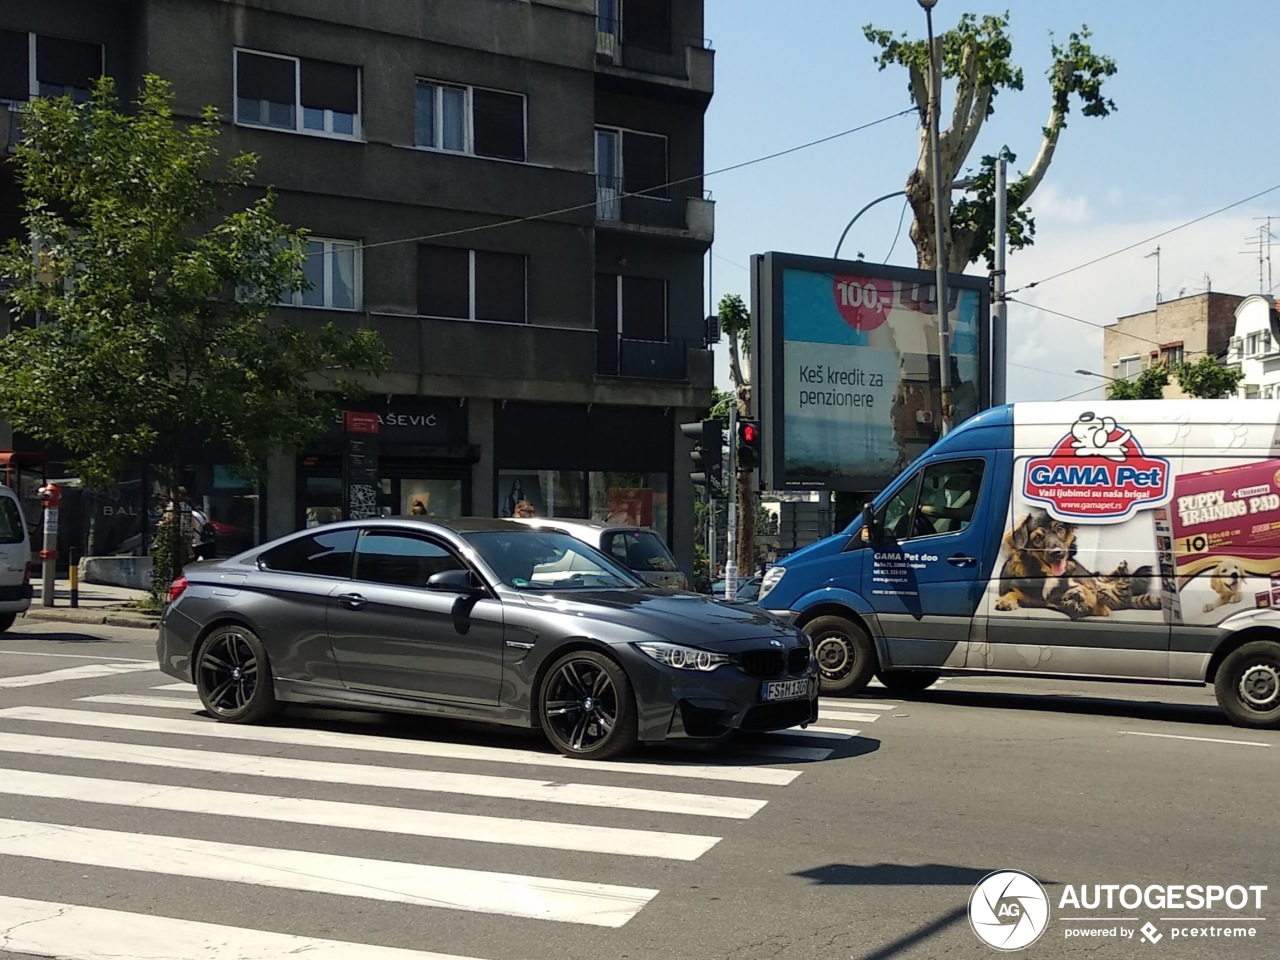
603;531;677;572
259;529;357;577
354;531;466;588
0;498;25;545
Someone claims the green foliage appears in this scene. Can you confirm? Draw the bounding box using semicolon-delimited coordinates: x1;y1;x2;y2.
717;293;750;358
708;388;736;427
952;147;1036;270
1175;356;1246;399
0;75;390;491
1106;366;1168;400
149;508;189;599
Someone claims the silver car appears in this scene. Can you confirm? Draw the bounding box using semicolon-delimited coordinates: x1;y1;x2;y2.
512;518;687;590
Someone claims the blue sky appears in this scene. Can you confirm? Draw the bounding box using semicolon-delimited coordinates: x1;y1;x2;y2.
702;0;1280;402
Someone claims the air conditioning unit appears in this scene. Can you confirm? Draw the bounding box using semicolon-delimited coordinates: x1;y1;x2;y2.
704;314;721;346
916;410;934;424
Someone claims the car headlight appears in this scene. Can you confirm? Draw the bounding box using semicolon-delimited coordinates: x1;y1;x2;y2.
758;565;786;601
636;641;731;671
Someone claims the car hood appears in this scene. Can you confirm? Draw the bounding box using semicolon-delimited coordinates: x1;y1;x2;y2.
514;589;801;648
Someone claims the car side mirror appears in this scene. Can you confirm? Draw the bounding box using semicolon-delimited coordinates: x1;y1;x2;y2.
426;569;485;596
860;502;880;547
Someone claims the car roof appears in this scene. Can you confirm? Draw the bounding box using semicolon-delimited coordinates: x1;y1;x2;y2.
509;517;658;536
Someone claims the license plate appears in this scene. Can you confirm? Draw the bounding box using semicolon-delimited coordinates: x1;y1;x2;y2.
761;677;811;702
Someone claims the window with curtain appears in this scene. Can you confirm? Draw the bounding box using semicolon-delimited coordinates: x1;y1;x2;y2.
415;80;526;161
236;49;360;138
279;238;360;310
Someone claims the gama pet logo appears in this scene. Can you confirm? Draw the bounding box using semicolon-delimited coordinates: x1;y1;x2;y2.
1022;413;1173;522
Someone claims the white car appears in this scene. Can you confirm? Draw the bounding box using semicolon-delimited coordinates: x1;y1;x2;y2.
0;484;32;632
510;517;688;590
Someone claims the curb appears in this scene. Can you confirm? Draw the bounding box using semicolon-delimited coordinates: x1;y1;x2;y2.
21;608;160;630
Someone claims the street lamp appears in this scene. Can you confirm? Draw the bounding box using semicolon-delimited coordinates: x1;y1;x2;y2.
832;178;974;261
1075;369;1118;381
917;0;952;435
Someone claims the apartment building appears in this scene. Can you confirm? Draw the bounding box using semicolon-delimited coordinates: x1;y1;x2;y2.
0;0;715;572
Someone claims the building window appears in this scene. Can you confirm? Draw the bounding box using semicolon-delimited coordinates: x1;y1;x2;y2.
280;238;360;310
1246;384;1261;400
0;30;103;103
619;0;672;52
1160;344;1185;366
1115;355;1142;379
596;274;667;342
595;126;668;218
417;245;527;323
414;80;526;162
235;49;360;139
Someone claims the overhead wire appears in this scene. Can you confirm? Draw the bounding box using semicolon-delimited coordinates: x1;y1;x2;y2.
350;108;916;254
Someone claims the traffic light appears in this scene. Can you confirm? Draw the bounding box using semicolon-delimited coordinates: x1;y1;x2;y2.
680;419;723;492
737;419;761;470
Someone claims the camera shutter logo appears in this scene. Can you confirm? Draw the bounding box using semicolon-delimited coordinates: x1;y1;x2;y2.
969;870;1050;951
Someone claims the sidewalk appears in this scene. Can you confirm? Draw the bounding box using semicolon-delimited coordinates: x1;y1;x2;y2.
20;580;160;630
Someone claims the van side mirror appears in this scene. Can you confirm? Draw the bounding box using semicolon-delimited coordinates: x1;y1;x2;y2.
860;502;880;547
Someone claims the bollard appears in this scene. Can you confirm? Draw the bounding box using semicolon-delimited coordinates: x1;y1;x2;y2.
69;547;79;608
37;483;61;607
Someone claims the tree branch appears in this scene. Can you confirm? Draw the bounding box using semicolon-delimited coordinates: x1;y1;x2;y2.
1019;101;1067;203
948;42;978;141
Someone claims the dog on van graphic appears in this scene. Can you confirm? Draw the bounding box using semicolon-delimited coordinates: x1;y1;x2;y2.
1069;411;1132;462
995;508;1161;620
1203;558;1245;612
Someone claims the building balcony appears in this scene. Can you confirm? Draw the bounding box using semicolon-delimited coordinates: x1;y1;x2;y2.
595;178;714;244
594;26;714;104
596;334;714;386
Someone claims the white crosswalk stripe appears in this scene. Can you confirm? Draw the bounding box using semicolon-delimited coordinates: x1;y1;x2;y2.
0;668;908;954
0;661;156;689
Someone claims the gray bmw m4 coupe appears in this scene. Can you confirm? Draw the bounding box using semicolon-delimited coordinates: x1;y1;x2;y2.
157;517;819;760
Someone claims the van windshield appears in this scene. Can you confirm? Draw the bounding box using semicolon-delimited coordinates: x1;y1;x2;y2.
0;498;25;545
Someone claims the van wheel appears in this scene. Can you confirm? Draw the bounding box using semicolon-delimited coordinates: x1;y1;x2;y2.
876;669;940;694
805;615;876;695
0;613;14;633
1215;640;1280;728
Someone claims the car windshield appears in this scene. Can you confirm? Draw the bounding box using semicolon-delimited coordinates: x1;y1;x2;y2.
464;530;645;591
601;530;679;572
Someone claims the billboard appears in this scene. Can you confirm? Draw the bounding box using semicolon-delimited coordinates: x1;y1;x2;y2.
752;253;990;491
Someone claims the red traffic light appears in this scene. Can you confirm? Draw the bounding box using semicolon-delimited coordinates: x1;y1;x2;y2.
740;422;758;444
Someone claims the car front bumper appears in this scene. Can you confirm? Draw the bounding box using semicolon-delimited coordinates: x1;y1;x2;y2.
621;648;820;742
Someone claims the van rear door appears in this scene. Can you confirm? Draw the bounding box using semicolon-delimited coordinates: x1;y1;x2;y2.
0;494;30;602
865;453;1005;669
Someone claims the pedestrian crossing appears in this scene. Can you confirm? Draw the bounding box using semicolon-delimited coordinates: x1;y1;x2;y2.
0;672;904;958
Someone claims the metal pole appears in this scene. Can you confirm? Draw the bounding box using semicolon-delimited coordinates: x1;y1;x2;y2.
834;190;906;260
992;156;1008;406
925;5;952;435
725;402;738;600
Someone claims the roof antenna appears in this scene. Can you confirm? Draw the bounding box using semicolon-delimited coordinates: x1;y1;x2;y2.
1144;246;1161;304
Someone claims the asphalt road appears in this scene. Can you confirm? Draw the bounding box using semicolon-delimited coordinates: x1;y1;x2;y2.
0;621;1276;960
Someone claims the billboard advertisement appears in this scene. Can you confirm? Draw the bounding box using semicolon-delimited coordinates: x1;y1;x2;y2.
752;253;990;491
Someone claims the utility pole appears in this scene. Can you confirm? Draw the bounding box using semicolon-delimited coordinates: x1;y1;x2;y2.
991;156;1008;406
921;0;952;435
725;401;738;600
1145;246;1161;304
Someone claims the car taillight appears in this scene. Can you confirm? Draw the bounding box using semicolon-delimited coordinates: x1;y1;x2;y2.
168;575;189;603
22;563;31;586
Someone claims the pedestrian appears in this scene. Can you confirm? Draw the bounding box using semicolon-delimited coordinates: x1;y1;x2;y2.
410;499;427;515
513;499;536;518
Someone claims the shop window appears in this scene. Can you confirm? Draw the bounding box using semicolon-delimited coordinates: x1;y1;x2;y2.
259;527;357;577
402;479;463;518
498;471;586;519
235;49;360;139
589;471;668;539
415;80;526;162
417;246;526;323
354;531;466;587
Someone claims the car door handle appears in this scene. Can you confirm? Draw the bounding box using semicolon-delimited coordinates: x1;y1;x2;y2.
336;592;367;610
947;554;976;568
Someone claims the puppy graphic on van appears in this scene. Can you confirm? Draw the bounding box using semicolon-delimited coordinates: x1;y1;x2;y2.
1203;559;1245;612
1069;411;1132;462
995;508;1161;620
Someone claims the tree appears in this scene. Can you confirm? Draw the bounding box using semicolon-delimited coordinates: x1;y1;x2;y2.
0;75;389;594
1106;366;1168;400
865;12;1117;271
1175;356;1245;399
715;293;759;573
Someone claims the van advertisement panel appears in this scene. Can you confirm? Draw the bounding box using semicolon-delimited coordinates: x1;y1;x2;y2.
986;408;1280;627
753;254;990;491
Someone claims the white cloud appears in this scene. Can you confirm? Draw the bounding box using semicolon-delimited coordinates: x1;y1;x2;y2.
1027;182;1094;224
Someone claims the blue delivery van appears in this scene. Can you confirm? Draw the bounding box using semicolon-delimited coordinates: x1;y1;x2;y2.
756;400;1280;728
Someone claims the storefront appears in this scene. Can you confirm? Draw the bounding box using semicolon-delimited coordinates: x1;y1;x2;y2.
494;401;673;542
296;396;477;527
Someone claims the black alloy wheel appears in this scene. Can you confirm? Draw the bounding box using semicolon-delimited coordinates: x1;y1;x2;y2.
194;624;280;724
1216;640;1280;728
539;650;638;760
